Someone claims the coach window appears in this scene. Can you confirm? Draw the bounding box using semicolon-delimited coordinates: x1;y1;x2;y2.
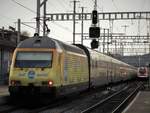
91;60;94;68
95;60;98;68
94;60;96;68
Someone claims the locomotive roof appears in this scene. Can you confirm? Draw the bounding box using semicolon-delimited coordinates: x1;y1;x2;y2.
17;36;85;54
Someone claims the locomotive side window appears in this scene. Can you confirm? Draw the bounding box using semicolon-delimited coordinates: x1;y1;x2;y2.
15;51;52;68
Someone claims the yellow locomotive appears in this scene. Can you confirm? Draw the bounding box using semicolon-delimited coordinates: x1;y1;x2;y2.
9;36;137;96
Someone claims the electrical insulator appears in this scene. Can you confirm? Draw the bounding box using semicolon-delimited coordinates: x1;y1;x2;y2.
92;10;98;24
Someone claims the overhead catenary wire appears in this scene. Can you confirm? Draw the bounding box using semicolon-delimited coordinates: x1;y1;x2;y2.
47;0;69;13
57;0;70;12
47;1;63;13
11;0;37;14
46;1;73;32
0;13;16;21
48;0;62;13
91;0;102;11
21;22;43;32
51;21;72;33
111;0;119;11
0;13;17;29
108;0;122;34
10;0;42;33
140;0;146;11
11;0;73;34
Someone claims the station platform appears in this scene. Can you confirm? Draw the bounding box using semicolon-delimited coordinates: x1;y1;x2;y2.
0;85;9;96
123;91;150;113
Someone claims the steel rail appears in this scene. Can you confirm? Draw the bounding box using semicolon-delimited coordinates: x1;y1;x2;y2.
81;86;129;113
112;83;142;113
81;83;142;113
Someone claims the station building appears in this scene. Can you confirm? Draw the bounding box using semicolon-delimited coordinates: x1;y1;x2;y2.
0;28;29;84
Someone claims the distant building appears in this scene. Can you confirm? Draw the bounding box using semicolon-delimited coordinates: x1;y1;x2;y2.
0;28;30;84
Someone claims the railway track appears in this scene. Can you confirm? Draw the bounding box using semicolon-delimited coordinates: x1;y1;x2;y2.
0;105;20;113
0;93;81;113
25;82;132;113
0;96;20;113
0;81;143;113
81;82;143;113
0;95;56;113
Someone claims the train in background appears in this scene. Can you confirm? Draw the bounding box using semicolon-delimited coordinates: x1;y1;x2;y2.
9;36;137;97
137;67;149;80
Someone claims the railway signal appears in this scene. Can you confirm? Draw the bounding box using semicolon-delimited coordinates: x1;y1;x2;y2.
89;0;100;39
89;10;100;38
89;27;100;38
91;39;99;49
92;10;98;24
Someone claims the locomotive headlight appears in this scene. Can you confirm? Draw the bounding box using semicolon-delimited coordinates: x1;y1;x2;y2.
10;80;20;86
10;80;16;86
48;80;53;86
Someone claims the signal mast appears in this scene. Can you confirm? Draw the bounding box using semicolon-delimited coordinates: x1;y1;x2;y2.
89;0;100;49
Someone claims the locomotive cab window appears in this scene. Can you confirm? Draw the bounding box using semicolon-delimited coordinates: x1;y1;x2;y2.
15;51;52;68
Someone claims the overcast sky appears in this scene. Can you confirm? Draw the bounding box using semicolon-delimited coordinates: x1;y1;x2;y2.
0;0;150;46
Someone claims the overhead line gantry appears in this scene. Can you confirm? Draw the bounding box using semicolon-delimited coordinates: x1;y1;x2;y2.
46;11;150;21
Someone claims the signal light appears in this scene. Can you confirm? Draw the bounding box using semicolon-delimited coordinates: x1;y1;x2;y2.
91;39;99;49
92;10;98;24
11;80;16;86
10;80;20;86
89;27;100;38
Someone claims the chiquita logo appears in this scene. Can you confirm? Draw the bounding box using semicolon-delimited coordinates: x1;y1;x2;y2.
28;70;35;79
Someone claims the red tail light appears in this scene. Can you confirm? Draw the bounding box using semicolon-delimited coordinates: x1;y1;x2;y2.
10;80;20;86
10;80;16;86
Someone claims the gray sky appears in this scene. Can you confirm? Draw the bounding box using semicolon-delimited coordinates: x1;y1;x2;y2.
0;0;150;45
